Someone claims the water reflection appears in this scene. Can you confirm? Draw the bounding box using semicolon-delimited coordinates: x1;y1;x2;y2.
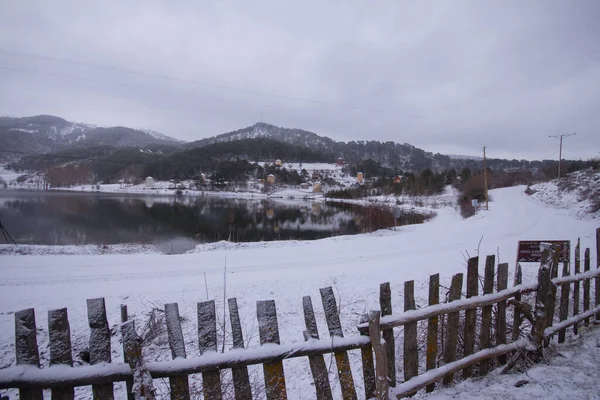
0;192;427;252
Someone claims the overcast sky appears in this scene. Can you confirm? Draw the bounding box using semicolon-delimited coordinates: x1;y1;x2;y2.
1;1;599;160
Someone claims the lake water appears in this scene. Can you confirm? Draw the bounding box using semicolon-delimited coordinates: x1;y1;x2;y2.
0;191;428;253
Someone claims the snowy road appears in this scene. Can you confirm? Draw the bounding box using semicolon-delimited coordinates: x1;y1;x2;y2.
0;185;598;398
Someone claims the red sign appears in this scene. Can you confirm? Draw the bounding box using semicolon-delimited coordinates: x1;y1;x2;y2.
517;240;570;263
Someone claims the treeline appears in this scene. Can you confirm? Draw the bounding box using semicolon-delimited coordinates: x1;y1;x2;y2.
10;138;333;185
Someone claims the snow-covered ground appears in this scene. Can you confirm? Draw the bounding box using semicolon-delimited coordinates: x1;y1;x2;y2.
420;325;600;400
0;185;598;399
529;169;600;220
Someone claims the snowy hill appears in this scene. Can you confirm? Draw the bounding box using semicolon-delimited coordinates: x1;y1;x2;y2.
0;115;183;157
529;168;600;219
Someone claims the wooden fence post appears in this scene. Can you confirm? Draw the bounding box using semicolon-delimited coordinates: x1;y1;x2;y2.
531;246;554;353
120;304;134;400
558;254;571;343
198;300;223;400
122;319;156;400
426;274;439;393
404;281;418;383
302;296;334;400
496;263;509;364
573;239;581;335
228;298;252;400
48;308;74;400
368;311;389;400
320;287;357;400
87;298;114;400
596;228;600;321
544;249;560;346
164;303;191;400
584;248;591;326
257;300;287;400
442;273;463;385
379;282;396;387
479;255;495;375
463;257;478;378
358;313;376;400
511;264;523;341
14;309;43;400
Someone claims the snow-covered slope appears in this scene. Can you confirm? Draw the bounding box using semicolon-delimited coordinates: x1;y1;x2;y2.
0;186;598;398
529;169;600;219
0;115;183;155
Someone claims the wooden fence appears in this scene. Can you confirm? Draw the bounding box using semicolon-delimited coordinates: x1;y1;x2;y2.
1;227;599;399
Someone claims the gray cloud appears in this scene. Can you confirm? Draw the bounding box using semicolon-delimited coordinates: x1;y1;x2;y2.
1;0;599;160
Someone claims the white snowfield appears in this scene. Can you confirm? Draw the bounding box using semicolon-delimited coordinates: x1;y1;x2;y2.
0;185;598;399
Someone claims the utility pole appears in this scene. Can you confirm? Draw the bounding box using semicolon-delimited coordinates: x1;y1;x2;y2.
483;146;489;211
548;133;576;178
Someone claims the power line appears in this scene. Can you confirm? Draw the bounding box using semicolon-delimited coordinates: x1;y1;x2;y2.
548;132;576;178
0;48;436;120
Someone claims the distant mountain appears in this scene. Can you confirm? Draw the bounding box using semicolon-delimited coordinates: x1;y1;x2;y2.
0;115;183;158
189;122;464;171
189;122;335;149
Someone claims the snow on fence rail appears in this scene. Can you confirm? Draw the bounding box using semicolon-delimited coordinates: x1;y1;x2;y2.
1;228;599;400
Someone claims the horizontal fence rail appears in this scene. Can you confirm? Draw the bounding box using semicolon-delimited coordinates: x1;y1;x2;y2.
357;282;538;331
0;327;370;390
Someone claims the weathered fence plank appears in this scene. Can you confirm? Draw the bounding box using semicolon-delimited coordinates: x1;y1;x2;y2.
87;298;114;400
302;296;334;400
198;300;223;400
228;298;252;400
120;304;134;400
547;249;560;328
358;315;376;400
122;319;156;400
320;287;357;400
426;273;439;393
164;303;191;400
479;255;495;375
511;264;523;341
368;311;389;400
584;248;591;326
442;273;463;385
379;282;396;386
462;257;478;378
14;308;43;400
48;308;74;400
532;246;554;352
404;280;418;383
558;256;571;343
596;228;600;321
257;300;287;400
573;239;581;335
496;263;509;365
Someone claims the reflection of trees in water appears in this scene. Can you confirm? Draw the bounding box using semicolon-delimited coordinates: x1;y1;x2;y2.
0;194;424;245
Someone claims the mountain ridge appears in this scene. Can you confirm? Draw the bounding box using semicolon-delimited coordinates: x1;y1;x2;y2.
0;115;573;176
0;115;183;157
